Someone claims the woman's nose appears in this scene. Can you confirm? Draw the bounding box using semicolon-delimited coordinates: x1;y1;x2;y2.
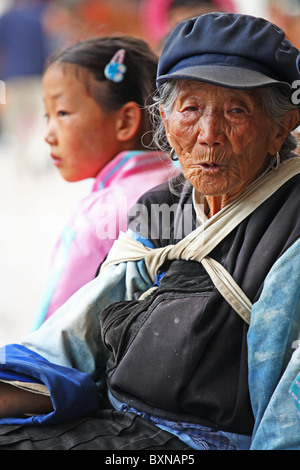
197;113;225;148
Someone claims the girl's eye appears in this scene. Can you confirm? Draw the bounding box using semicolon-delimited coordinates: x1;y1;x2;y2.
57;110;68;117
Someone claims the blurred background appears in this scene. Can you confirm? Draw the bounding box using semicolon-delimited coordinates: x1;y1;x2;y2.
0;0;299;346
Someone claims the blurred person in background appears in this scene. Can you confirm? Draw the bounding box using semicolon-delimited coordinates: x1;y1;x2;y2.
140;0;236;50
74;0;143;40
0;0;49;170
0;0;48;80
267;0;300;49
41;0;82;53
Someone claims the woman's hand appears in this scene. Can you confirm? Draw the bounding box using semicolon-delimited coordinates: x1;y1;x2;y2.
0;382;53;418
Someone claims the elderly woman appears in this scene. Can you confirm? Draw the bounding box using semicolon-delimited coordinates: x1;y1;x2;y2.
0;13;299;451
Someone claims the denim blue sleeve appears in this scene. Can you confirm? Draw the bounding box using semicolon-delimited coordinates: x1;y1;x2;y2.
248;238;300;449
0;344;99;426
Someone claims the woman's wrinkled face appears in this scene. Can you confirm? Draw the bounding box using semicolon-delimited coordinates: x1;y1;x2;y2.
163;81;280;204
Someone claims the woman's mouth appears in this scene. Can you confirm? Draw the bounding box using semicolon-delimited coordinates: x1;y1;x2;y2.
200;163;221;172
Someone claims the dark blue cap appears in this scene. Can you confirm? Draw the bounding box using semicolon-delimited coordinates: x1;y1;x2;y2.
157;13;300;92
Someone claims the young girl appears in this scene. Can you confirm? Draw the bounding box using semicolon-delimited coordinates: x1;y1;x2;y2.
32;35;174;330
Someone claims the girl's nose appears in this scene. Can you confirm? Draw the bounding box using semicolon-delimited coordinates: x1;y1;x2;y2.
44;119;57;145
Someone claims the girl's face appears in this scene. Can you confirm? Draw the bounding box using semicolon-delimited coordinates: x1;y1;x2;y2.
43;63;120;182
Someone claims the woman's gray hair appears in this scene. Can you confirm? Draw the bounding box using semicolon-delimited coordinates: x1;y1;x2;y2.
148;80;179;153
148;80;299;160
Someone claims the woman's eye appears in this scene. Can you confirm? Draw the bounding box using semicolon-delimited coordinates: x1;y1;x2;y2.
227;106;246;117
230;107;245;114
226;107;247;121
181;105;199;113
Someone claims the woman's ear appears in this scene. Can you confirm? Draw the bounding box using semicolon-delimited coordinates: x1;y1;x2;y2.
281;109;299;135
116;101;142;142
273;109;299;152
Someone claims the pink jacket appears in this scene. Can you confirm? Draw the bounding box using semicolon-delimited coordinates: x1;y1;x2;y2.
32;150;175;329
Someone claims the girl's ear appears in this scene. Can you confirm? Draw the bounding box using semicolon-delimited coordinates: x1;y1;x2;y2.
116;101;142;142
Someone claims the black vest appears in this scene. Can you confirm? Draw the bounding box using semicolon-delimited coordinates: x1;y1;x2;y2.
100;174;300;436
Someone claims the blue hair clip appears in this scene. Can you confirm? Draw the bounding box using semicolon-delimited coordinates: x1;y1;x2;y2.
104;49;127;83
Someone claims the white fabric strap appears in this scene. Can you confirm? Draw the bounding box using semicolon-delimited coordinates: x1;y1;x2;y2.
201;257;253;324
101;158;300;324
